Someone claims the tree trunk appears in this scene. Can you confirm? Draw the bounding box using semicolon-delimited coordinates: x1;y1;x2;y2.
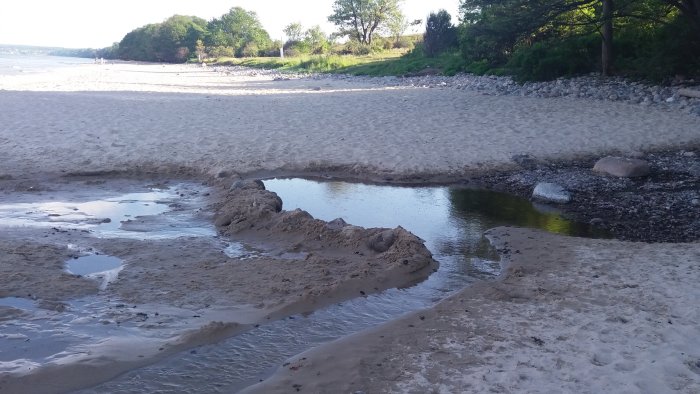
601;0;614;76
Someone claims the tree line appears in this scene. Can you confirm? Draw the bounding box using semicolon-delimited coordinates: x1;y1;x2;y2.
116;7;274;63
84;0;697;81
444;0;700;81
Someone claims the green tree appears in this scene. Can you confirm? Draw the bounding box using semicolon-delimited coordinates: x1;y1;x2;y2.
207;7;272;56
117;15;207;62
304;25;330;53
328;0;403;44
118;24;159;61
155;15;208;62
284;22;304;42
423;10;458;57
459;0;699;80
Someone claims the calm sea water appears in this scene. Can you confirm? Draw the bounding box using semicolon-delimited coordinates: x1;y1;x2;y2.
0;53;93;76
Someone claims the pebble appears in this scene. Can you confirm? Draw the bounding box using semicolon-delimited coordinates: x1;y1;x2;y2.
207;65;700;117
532;182;571;204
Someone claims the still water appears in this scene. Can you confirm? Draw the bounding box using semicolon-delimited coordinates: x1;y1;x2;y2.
84;179;603;393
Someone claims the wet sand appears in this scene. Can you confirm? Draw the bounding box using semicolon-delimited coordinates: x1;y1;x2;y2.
0;62;699;392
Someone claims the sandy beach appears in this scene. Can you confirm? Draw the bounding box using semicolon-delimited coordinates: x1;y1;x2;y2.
0;62;698;393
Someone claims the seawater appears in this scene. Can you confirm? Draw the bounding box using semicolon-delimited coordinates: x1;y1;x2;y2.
84;179;604;393
0;53;93;76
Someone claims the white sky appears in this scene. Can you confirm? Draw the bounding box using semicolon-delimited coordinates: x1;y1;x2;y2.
0;0;461;48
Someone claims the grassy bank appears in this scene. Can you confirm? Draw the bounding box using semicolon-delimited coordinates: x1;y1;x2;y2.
210;49;466;77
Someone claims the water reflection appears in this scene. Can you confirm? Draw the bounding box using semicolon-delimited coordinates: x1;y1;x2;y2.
82;179;605;393
447;188;606;238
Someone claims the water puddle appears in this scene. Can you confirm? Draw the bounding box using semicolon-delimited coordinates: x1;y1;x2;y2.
84;178;605;393
66;254;123;276
0;183;215;239
0;297;37;312
0;181;239;381
66;254;124;290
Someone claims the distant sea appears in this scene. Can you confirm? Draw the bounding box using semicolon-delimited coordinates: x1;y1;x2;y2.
0;53;94;76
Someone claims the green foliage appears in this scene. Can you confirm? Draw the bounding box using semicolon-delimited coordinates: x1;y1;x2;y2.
207;7;272;57
283;22;304;42
117;7;272;62
613;16;700;81
118;15;207;62
214;46;465;77
458;0;700;81
507;35;599;81
423;10;458;57
328;0;402;44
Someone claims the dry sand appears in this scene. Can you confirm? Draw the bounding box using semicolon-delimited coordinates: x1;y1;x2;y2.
0;62;698;180
0;62;699;392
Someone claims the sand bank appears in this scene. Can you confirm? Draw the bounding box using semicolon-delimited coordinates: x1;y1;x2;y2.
246;227;700;393
0;63;698;392
0;178;435;393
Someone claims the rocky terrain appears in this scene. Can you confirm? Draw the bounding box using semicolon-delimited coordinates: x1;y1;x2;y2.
473;149;700;243
213;65;700;116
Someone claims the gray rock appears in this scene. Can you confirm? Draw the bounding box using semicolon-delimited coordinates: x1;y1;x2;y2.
326;218;348;230
368;229;396;253
589;218;605;226
688;163;700;177
593;156;651;177
231;179;265;190
691;199;699;206
532;182;571;204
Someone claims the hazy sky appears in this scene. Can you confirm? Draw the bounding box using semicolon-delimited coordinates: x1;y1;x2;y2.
1;0;461;48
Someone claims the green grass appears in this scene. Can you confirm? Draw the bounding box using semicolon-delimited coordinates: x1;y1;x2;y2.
210;49;468;77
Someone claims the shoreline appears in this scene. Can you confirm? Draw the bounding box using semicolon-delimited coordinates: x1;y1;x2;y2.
0;62;698;392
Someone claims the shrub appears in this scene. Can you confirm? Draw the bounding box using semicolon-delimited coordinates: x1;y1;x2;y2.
240;43;260;57
506;36;599;81
614;17;700;82
209;46;234;58
424;10;458;58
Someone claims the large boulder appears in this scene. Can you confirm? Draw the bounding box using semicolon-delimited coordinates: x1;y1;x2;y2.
593;156;650;177
532;182;571;204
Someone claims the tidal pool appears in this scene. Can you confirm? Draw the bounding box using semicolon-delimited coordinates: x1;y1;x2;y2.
0;183;215;239
84;178;603;393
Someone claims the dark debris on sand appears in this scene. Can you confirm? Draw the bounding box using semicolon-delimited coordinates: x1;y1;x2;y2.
474;149;700;243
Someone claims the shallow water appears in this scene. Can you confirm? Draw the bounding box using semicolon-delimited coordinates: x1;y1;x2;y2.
0;182;231;379
0;183;215;239
84;179;604;393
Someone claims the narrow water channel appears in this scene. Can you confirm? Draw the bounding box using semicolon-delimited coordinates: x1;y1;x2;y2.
84;179;604;393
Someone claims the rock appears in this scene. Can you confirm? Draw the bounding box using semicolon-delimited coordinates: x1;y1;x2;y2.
590;218;605;226
678;88;700;99
593;156;651;177
532;182;571;204
231;179;265;191
368;229;396;253
690;105;700;117
688;163;700;177
682;151;696;157
326;218;348;230
511;154;538;169
692;199;700;206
